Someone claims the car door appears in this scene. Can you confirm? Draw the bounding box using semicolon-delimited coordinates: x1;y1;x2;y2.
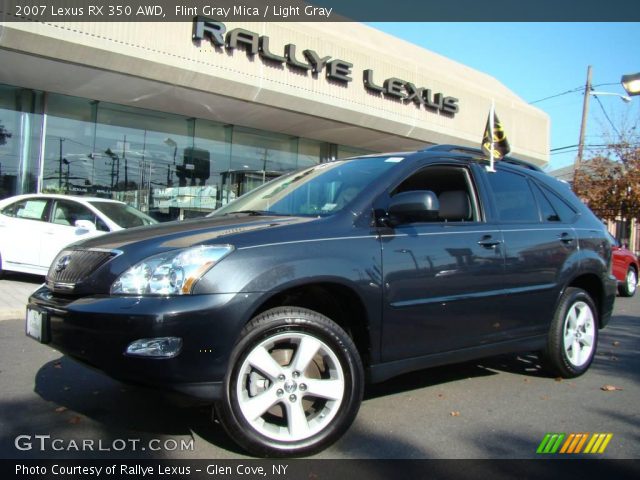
40;199;106;269
0;197;49;270
379;163;506;362
484;168;579;339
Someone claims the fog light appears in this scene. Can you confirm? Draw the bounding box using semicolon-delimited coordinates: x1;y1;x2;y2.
125;337;182;358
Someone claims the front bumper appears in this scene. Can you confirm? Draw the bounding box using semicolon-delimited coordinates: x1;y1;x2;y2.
27;286;260;401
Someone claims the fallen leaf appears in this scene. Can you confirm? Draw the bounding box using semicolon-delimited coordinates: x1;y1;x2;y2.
450;411;460;417
437;393;445;399
540;396;549;401
54;406;67;413
68;416;82;425
554;377;563;382
601;385;623;392
523;378;530;383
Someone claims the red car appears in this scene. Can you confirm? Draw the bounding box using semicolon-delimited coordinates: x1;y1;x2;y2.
610;234;639;297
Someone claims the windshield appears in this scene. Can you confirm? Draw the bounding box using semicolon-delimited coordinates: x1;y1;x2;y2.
211;156;402;217
89;201;157;228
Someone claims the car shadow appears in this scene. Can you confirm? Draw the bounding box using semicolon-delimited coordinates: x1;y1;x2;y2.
365;352;547;401
1;271;45;283
32;356;248;457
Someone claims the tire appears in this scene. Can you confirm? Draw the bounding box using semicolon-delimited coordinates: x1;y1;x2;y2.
618;266;637;297
541;287;598;378
216;307;364;457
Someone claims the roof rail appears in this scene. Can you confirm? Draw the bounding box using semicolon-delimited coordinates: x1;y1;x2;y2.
422;144;484;155
421;144;543;172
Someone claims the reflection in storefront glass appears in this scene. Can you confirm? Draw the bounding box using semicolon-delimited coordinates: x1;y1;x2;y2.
1;84;373;221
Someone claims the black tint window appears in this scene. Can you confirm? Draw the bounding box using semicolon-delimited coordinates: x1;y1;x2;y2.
531;182;560;222
487;170;539;223
543;186;577;223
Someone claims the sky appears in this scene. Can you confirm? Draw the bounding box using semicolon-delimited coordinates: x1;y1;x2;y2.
368;22;640;171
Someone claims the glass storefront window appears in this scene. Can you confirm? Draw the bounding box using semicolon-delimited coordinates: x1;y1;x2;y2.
0;85;43;199
1;83;377;219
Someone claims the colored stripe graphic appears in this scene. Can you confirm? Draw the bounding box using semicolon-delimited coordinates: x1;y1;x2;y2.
561;433;589;453
584;433;613;454
537;433;565;454
538;433;613;454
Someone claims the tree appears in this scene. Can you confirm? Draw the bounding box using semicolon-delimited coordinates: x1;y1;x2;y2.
573;125;640;222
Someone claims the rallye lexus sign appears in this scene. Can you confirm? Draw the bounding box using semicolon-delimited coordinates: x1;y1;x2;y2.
192;18;460;116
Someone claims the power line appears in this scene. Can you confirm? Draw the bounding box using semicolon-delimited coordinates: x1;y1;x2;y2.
528;82;623;105
593;94;623;137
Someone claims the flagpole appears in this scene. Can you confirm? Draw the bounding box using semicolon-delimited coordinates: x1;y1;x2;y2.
488;99;496;172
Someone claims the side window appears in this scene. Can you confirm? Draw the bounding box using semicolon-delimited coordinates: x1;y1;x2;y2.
531;182;560;222
3;199;48;221
51;200;97;227
95;216;110;232
392;165;478;222
541;185;578;223
486;169;539;223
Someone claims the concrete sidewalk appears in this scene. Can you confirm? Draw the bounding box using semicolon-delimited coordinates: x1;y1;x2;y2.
0;272;44;320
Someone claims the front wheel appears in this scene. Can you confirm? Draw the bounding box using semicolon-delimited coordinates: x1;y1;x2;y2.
618;266;637;297
217;307;364;457
541;287;598;378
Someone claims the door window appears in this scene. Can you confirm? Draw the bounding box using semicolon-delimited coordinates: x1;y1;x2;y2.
2;198;49;221
391;165;479;222
486;170;539;223
51;200;100;228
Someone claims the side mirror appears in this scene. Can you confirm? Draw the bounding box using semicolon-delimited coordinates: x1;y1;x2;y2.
387;190;439;224
75;219;96;233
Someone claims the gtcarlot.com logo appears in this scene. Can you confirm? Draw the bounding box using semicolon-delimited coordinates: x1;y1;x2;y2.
537;432;613;454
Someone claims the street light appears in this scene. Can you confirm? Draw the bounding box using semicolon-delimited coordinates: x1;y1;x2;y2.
575;66;636;167
621;73;640;96
164;138;178;186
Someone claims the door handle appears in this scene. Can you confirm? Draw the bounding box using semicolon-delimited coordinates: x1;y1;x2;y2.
560;232;575;244
478;235;502;248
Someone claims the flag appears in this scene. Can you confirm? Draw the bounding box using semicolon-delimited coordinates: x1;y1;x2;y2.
481;106;511;161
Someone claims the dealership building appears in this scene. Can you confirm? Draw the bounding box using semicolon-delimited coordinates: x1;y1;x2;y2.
0;20;549;219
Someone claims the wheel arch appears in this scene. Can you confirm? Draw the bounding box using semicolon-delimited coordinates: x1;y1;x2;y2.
566;273;605;328
248;280;372;368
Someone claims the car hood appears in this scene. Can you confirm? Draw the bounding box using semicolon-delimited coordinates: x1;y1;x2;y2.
76;214;317;251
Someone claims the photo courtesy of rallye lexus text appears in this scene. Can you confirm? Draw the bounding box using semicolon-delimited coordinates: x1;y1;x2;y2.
25;145;617;457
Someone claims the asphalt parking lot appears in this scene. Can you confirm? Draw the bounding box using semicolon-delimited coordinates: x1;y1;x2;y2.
0;272;638;460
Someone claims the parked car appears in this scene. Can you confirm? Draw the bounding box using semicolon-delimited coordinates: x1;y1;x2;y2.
26;145;616;456
0;194;156;276
610;234;638;297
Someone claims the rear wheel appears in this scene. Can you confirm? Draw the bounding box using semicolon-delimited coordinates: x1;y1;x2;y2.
618;266;637;297
217;307;364;457
541;287;598;378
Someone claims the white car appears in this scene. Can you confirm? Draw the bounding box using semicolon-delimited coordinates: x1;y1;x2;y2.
0;194;156;276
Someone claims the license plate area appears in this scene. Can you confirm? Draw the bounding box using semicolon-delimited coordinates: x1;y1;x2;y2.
26;307;50;343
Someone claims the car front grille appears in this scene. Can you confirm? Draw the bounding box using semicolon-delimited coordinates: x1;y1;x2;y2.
46;249;119;292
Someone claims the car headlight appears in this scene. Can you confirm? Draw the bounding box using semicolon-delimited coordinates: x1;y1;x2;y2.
111;245;234;295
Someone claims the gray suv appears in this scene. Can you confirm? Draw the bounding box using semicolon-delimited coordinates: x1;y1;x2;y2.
27;145;617;456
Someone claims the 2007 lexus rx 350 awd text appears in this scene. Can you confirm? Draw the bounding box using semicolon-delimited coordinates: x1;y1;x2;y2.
26;145;616;456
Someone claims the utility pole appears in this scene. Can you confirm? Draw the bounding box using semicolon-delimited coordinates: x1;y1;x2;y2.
576;65;593;168
58;138;64;189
